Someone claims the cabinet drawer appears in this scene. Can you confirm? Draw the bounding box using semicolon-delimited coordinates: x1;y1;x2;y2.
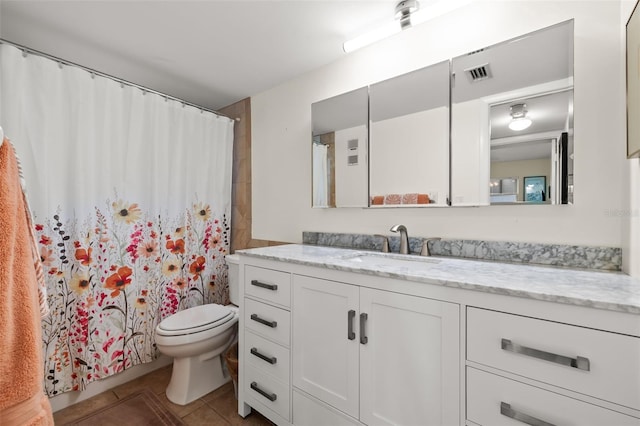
293;390;361;426
467;307;640;410
467;367;640;426
245;265;291;307
244;364;290;421
245;298;291;347
246;330;290;384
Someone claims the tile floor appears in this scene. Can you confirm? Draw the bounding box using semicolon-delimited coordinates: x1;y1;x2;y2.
53;365;274;425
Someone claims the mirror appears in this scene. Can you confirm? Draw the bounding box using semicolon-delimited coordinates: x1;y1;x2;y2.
369;61;450;207
311;20;574;209
312;87;369;208
451;20;574;206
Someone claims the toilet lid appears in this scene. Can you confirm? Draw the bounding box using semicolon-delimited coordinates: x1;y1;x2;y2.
157;304;234;336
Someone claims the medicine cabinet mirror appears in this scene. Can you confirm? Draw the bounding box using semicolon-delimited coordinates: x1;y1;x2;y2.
312;87;369;208
310;19;573;209
369;60;450;207
451;20;574;206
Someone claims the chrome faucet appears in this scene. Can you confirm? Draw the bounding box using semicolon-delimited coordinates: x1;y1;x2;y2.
390;224;409;254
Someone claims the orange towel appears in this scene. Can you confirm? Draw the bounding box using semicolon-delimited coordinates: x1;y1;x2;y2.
0;138;54;425
371;195;384;205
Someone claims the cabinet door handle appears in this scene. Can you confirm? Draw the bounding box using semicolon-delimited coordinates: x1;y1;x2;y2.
251;279;278;291
500;402;556;426
501;338;590;371
347;310;356;340
251;313;277;328
250;381;277;402
360;312;368;345
250;347;277;364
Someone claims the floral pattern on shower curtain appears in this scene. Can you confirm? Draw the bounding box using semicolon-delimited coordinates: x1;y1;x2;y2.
0;43;235;395
36;202;230;394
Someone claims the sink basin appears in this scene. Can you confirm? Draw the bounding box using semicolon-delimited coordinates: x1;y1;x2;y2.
342;252;440;271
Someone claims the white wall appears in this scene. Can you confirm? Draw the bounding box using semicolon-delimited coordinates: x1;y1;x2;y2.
451;98;490;206
252;1;627;248
370;107;448;203
621;0;640;276
335;125;368;207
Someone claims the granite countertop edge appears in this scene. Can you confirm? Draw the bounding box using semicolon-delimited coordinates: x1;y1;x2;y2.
236;244;640;315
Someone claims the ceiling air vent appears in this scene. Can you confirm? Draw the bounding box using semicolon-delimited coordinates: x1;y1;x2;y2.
464;63;492;82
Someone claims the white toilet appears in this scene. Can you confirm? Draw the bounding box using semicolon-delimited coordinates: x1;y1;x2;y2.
155;254;240;405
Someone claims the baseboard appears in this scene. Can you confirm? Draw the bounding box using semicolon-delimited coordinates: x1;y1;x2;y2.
48;355;173;412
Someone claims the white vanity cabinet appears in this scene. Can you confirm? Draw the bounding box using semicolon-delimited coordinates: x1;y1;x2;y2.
237;245;640;426
241;265;293;423
292;274;460;426
466;307;640;426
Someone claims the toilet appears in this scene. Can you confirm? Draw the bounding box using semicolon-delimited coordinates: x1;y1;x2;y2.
155;254;240;405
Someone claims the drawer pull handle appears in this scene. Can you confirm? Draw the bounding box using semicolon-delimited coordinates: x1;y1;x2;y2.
501;338;590;371
251;347;277;364
500;402;555;426
347;310;356;340
250;381;277;402
251;279;278;291
360;312;368;345
251;314;277;328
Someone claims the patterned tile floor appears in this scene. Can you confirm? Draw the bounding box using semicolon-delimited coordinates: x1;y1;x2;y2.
53;365;274;425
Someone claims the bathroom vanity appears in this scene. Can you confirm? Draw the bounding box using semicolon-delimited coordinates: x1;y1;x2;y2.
236;244;640;426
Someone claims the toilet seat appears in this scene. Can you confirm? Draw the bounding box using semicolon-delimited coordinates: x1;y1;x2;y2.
157;304;235;337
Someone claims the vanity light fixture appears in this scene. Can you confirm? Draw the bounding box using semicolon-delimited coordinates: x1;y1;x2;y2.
343;0;473;53
508;103;533;131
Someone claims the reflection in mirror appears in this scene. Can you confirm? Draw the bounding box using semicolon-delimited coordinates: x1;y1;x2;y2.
312;87;369;208
489;90;573;204
451;20;574;206
369;61;450;207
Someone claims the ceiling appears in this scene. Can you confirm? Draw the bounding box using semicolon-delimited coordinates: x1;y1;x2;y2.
0;0;405;112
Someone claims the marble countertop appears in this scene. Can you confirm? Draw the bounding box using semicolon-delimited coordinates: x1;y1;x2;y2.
237;244;640;315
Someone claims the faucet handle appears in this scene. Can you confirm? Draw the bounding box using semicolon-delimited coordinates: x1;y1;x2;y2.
374;234;390;253
420;237;442;256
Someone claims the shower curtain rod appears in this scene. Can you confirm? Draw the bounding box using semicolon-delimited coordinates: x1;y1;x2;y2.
0;38;240;122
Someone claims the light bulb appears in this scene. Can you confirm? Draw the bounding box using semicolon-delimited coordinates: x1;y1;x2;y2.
508;117;532;131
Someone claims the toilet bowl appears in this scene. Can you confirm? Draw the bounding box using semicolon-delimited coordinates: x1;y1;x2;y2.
156;303;239;405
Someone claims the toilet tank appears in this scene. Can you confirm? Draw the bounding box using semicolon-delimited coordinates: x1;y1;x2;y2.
225;254;240;306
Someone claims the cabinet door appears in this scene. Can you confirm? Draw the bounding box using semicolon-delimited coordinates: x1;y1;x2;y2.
293;275;360;418
359;288;460;426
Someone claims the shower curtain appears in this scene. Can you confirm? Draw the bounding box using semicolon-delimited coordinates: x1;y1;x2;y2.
312;142;329;207
0;43;234;396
